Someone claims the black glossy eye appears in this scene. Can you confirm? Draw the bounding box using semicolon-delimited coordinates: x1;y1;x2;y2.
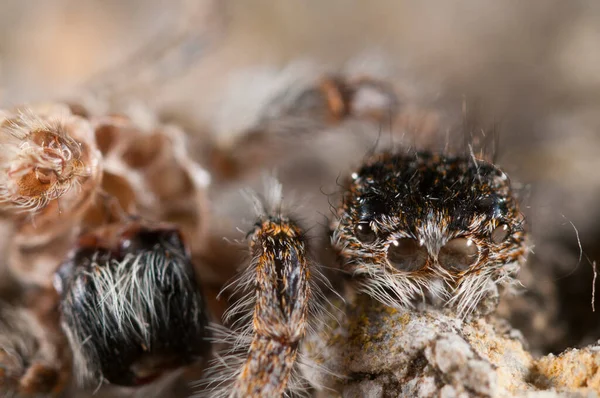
491;223;510;244
476;196;496;210
475;195;507;219
439;238;479;272
355;222;377;244
358;196;387;220
387;238;428;272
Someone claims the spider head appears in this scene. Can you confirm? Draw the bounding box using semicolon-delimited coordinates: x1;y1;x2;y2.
54;221;211;387
332;151;528;315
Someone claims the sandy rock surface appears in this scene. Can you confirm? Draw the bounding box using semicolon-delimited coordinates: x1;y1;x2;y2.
303;295;600;398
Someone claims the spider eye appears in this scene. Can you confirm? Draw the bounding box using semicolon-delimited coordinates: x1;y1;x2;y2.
491;223;510;244
355;222;377;244
476;196;496;210
439;238;479;272
387;238;428;272
475;195;507;219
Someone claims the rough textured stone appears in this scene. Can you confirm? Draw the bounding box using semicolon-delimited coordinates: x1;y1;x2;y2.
303;294;600;398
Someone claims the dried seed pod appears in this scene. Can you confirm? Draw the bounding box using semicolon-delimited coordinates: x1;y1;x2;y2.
6;103;211;289
332;151;529;317
55;220;211;387
1;103;103;286
0;103;101;222
89;114;210;258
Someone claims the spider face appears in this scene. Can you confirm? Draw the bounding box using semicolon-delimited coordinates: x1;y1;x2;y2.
54;221;211;387
333;151;528;314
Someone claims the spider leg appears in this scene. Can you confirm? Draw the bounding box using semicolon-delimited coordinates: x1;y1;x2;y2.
229;215;312;397
201;192;312;396
206;72;400;184
0;290;70;397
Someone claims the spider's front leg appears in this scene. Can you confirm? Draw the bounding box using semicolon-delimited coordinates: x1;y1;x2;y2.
204;183;317;398
230;213;312;397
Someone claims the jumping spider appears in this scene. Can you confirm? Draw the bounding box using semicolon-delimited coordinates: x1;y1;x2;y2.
200;149;527;397
0;74;528;397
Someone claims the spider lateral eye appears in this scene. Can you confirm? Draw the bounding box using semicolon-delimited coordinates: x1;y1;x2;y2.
387;238;428;272
491;223;511;244
474;194;509;219
355;222;377;244
476;196;496;210
439;238;479;272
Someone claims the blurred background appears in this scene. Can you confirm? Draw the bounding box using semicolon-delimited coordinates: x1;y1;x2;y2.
1;0;600;355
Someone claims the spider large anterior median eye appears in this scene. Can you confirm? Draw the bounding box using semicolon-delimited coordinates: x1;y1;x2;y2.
439;238;479;272
491;223;510;244
355;222;377;244
387;238;428;272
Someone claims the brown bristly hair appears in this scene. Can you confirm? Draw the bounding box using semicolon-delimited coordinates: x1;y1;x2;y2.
200;178;328;397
